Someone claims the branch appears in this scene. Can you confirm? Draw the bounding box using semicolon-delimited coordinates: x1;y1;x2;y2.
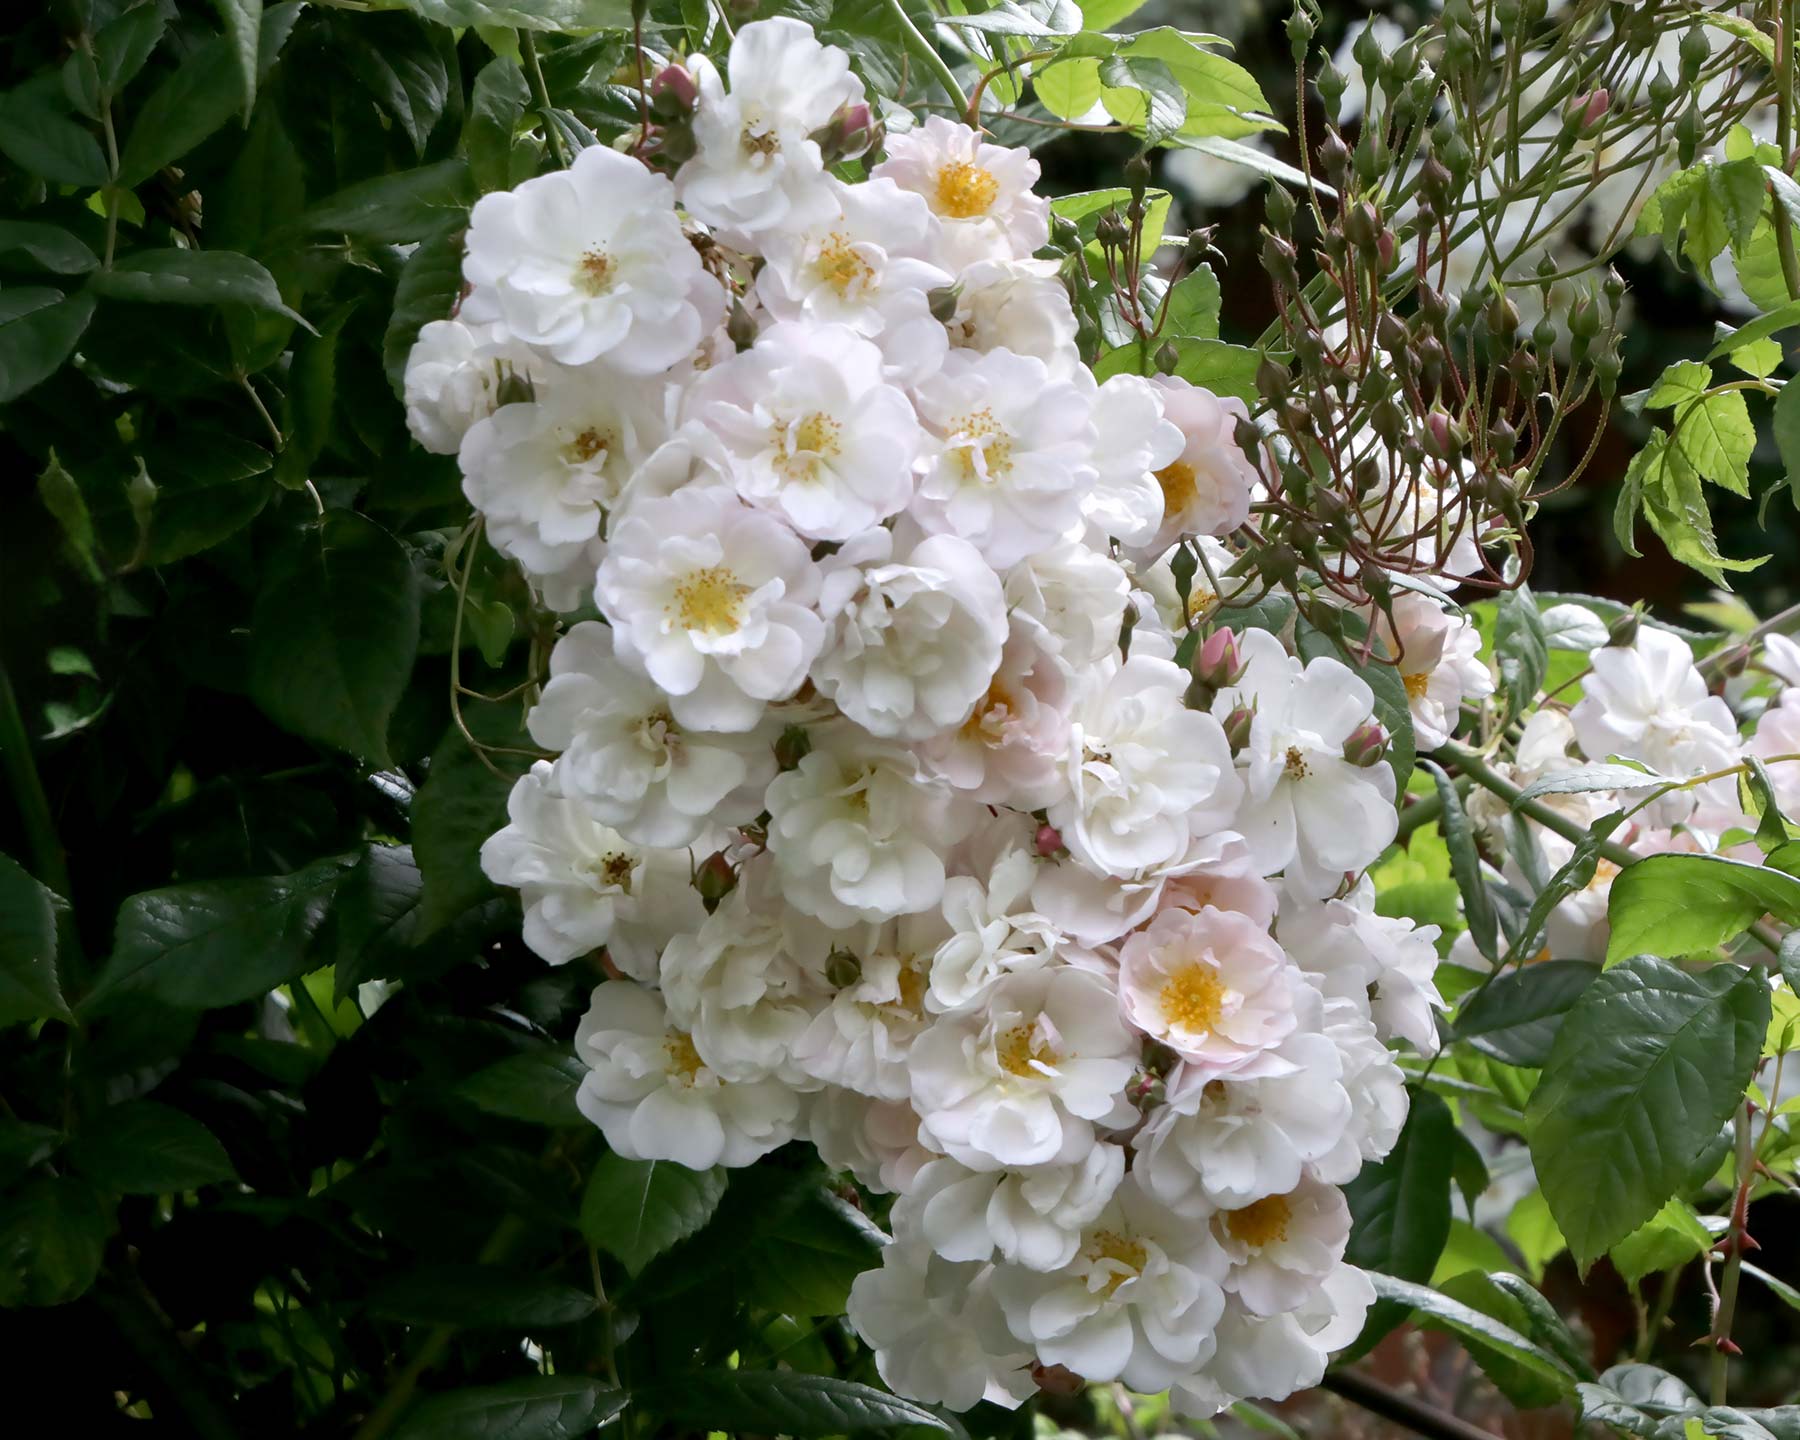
885;0;969;116
1322;1368;1500;1440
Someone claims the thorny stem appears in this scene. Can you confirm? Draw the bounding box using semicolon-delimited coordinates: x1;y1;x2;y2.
1708;1105;1755;1405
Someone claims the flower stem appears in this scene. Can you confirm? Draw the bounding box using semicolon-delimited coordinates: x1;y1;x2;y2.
886;0;969;116
1709;1105;1755;1404
1778;0;1800;301
522;31;570;169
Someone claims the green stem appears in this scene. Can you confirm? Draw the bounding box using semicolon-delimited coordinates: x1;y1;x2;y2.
1779;0;1800;301
886;0;969;116
521;32;570;170
1437;742;1786;957
0;659;69;899
1395;774;1470;839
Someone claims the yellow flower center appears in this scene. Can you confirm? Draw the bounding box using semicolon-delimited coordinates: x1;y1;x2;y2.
815;232;874;297
895;959;927;1014
576;250;615;296
665;1030;705;1084
673;565;749;635
950;407;1013;482
961;677;1020;744
741;127;780;157
1283;745;1310;780
565;426;612;466
996;1021;1058;1077
1185;586;1217;625
1589;858;1620;890
771;412;842;481
1224;1193;1292;1249
1086;1229;1147;1294
1155;460;1198;515
1402;669;1431;700
935;160;1000;219
1158;960;1226;1034
594;852;634;891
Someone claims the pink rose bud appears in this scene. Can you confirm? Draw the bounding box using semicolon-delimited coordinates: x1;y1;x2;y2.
1034;823;1066;859
650;63;698;117
1195;627;1248;689
1343;721;1389;769
812;100;879;163
1376;225;1395;271
1031;1362;1085;1396
1425;409;1452;456
694;849;737;910
1223;701;1256;753
1572;88;1609;133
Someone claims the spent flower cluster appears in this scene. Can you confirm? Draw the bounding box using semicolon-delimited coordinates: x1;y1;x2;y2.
403;16;1456;1417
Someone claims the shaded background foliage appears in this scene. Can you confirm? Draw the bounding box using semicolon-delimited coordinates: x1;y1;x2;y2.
1;1;1797;1439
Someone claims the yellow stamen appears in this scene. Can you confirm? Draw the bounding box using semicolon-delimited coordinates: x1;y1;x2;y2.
1283;745;1310;780
576;250;615;295
566;427;611;465
815;232;874;296
1086;1228;1147;1294
672;565;749;635
935;160;1000;219
1155;460;1198;515
950;407;1013;482
665;1031;705;1084
771;412;842;481
996;1021;1058;1077
1224;1194;1292;1249
1158;961;1226;1035
1402;670;1431;700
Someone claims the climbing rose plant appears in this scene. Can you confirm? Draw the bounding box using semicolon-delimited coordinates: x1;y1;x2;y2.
5;2;1800;1438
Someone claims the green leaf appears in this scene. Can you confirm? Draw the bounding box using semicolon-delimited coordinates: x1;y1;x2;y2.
1453;962;1599;1068
467;56;530;192
1607;852;1800;964
384;222;466;396
580;1155;728;1276
1368;1272;1577;1394
94;4;168;99
68;1100;235;1194
1423;760;1497;963
1706;300;1800;361
1527;954;1770;1270
1672;389;1756;498
1697;12;1776;64
1160;336;1261;401
390;1377;627;1440
1115;28;1279;139
301;159;474;244
339;13;450;159
275;305;352;489
1494;582;1549;726
368;1265;598;1328
91;251;306;326
631;1372;951;1437
214;0;264;113
1160;262;1220;339
1051;185;1171;262
1742;1260;1800;1314
1080;0;1152;27
0;289;97;404
0;1175;111;1307
1486;1271;1596;1380
1630;432;1767;586
1610;1199;1712;1286
1034;54;1102;120
91;854;351;1009
248;511;422;764
1430;1271;1569;1407
1344;1087;1453;1347
117;32;247;187
413;699;532;935
141;430;273;565
0;853;69;1028
459;1048;589;1127
332;844;426;1003
0;222;98;275
1773;376;1800;511
398;0;633;30
1098;54;1188;147
0;75;109;187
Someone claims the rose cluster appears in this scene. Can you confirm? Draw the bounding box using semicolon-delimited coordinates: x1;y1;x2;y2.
404;16;1449;1418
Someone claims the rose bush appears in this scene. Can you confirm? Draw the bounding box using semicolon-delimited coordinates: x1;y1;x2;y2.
4;2;1800;1438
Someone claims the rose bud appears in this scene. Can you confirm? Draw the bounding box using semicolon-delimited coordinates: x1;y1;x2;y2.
1342;721;1389;769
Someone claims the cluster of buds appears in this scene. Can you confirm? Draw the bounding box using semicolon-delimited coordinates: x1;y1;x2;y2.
635;58;879;172
1236;14;1630;657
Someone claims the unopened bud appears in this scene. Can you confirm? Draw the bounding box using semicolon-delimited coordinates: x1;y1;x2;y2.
1034;822;1066;859
650;63;698;117
812;100;878;162
495;370;535;408
1194;627;1247;690
775;723;811;770
1606;608;1640;647
825;947;862;989
1717;642;1751;678
694;850;737;909
726;298;758;351
927;283;962;324
1223;701;1256;753
1343;721;1389;769
1125;153;1151;203
1376;225;1396;271
1155;340;1180;375
1569;88;1608;134
1095;208;1129;249
1032;1362;1085;1396
1318;129;1351;184
1679;25;1710;82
